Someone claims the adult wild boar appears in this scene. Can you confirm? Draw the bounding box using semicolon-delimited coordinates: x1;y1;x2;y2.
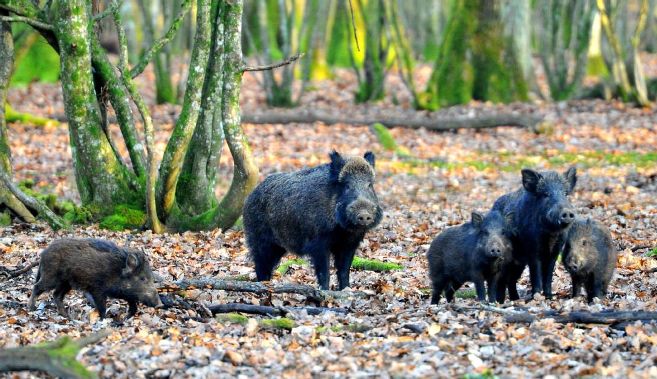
493;167;577;301
243;151;382;290
28;238;162;318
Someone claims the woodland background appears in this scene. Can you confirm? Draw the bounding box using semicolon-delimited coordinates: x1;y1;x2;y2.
0;0;656;377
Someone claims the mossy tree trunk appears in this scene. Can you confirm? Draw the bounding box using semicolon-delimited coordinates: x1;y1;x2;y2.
1;0;258;232
419;0;528;110
350;0;388;103
50;0;139;214
0;10;36;223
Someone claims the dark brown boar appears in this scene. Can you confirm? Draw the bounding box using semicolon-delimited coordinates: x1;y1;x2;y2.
28;238;162;319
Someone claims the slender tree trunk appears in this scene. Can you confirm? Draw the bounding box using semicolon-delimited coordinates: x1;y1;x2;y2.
0;10;36;222
137;0;176;104
156;0;212;221
176;1;226;217
50;0;137;213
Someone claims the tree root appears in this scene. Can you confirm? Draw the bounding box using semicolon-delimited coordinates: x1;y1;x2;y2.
241;108;543;131
0;330;109;378
0;260;38;279
0;172;67;230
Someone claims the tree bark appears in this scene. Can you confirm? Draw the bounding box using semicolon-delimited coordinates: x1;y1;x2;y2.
0;10;35;223
50;0;137;213
156;0;212;221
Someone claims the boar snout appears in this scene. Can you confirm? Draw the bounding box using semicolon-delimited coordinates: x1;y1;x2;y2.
560;208;576;225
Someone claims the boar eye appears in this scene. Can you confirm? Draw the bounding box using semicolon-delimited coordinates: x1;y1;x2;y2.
581;240;587;246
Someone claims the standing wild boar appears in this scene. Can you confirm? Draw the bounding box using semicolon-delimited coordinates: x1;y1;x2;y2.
243;151;382;290
427;210;514;303
28;238;162;318
562;218;616;302
492;167;577;301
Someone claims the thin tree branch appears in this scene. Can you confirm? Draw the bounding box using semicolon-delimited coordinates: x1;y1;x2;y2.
0;15;53;31
110;0;164;233
208;303;349;316
130;0;192;78
0;260;39;279
241;52;304;72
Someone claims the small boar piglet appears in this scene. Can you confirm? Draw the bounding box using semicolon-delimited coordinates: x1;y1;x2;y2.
562;218;617;302
28;238;162;319
427;210;514;303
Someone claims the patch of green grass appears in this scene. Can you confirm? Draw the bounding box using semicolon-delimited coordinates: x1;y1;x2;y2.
276;258;308;275
464;369;498;379
370;123;412;157
646;248;657;258
99;205;146;231
455;289;477;299
0;211;11;226
215;313;249;325
352;257;403;272
260;317;295;330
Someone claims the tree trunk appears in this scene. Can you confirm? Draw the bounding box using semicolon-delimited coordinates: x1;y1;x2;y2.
176;1;226;217
421;0;528;110
50;0;138;214
0;9;36;223
353;0;387;103
156;0;212;221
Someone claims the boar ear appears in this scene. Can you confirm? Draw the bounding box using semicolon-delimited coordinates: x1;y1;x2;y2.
329;150;345;182
471;211;484;227
563;166;577;193
363;151;375;168
504;211;515;225
521;169;542;193
123;252;140;275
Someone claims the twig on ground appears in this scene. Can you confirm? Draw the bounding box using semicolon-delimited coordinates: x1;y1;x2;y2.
242;53;305;72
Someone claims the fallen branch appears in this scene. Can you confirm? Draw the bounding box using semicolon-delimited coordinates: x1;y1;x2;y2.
0;330;109;378
241;108;543;131
242;53;304;72
457;306;657;325
0;260;39;279
165;278;368;303
208;303;348;316
0;172;67;230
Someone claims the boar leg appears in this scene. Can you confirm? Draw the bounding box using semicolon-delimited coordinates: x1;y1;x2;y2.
431;277;448;304
444;283;457;302
90;292;108;318
333;241;360;290
585;275;599;303
541;257;558;299
28;281;51;310
253;243;286;282
306;240;330;290
571;276;583;298
486;277;498;303
474;280;486;302
527;258;544;297
127;301;138;318
52;283;71;318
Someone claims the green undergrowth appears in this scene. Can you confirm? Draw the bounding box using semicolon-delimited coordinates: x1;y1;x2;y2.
37;337;94;378
370;123;411;158
215;314;296;331
0;211;12;226
455;288;477;299
646;248;657;258
276;257;403;276
99;205;146;231
386;150;657;174
18;179;92;224
464;369;498;379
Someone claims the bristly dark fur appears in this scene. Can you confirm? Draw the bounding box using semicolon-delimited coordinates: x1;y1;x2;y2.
562;218;616;302
492;166;577;301
427;210;514;303
243;151;382;290
28;238;161;319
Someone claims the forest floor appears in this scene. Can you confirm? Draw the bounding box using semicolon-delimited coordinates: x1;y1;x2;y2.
1;67;657;378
